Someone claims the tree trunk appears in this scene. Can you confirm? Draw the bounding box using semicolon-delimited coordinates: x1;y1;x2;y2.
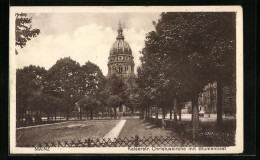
191;101;194;124
163;108;166;119
147;106;149;120
173;98;178;123
217;81;223;128
192;98;199;139
54;111;57;121
149;106;152;119
145;106;148;120
156;108;159;119
66;112;69;121
114;106;117;119
90;109;93;120
21;114;24;123
178;108;182;121
47;113;50;121
147;106;149;119
170;105;173;120
146;107;149;120
141;107;144;119
144;107;147;121
79;108;82;120
162;107;165;129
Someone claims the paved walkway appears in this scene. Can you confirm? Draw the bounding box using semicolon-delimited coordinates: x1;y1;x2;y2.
103;120;126;139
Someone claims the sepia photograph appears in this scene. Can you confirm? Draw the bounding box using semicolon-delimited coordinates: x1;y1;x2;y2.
9;6;243;154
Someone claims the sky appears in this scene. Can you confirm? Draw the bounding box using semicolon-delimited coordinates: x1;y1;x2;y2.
15;12;161;75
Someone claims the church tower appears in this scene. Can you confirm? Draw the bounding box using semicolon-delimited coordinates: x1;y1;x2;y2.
107;22;135;77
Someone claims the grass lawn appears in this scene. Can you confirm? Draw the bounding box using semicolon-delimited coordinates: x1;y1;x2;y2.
119;118;236;138
16;120;120;147
118;119;173;138
118;118;235;147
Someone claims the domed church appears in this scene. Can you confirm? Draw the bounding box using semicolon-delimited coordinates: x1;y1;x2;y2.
107;22;135;77
107;22;135;117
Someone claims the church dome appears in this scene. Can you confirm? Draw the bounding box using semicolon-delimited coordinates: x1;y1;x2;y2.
109;22;132;56
107;21;135;77
110;40;132;55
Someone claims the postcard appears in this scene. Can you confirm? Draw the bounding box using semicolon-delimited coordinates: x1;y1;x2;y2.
9;6;243;154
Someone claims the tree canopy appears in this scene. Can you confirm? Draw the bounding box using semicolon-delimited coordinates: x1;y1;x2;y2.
43;57;81;120
139;12;235;103
137;12;236;129
15;13;40;55
16;65;46;123
16;57;109;121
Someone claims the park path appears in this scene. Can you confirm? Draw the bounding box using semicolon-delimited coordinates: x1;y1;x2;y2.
103;120;126;139
16;121;70;130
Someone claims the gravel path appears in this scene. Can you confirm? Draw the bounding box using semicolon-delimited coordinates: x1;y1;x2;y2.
103;120;126;139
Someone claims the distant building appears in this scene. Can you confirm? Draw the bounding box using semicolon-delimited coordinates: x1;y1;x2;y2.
107;22;135;77
181;81;236;116
198;82;217;114
198;81;236;115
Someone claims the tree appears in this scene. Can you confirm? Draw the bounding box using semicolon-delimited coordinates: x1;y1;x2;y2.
124;75;139;113
79;96;101;120
201;14;236;127
138;12;235;135
107;74;126;119
15;13;40;55
107;95;121;119
78;61;105;96
16;65;46;123
137;28;179;128
77;61;106;118
97;87;110;118
34;94;63;121
43;57;81;120
131;88;146;119
136;66;160;122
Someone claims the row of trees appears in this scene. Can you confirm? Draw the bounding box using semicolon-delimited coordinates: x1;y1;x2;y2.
135;12;236;136
15;13;138;121
16;57;138;123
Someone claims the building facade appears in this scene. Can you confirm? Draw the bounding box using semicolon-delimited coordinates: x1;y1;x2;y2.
198;82;217;114
198;81;236;115
107;22;135;77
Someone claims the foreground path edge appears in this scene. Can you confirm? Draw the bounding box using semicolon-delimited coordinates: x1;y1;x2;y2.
103;120;126;139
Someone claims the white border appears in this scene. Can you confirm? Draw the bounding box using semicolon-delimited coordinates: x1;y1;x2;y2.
9;6;243;154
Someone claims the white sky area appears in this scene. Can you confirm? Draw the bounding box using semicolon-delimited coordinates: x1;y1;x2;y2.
16;13;161;75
